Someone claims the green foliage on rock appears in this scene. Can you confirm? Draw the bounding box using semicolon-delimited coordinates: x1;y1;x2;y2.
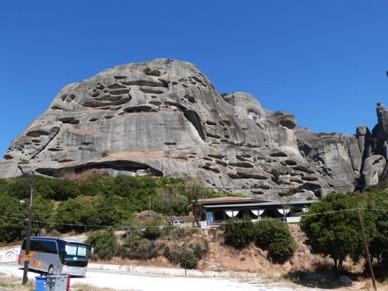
143;67;161;76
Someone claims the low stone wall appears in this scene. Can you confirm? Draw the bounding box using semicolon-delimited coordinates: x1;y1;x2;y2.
88;263;261;279
2;246;261;280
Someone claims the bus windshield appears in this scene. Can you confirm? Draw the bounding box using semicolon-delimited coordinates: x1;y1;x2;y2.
61;243;89;267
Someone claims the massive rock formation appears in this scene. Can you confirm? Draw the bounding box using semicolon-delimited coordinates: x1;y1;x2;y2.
1;59;387;200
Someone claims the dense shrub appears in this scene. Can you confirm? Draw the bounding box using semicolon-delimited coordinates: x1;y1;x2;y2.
161;227;199;240
180;251;199;269
86;228;118;260
45;179;79;200
49;197;96;233
121;241;163;260
254;219;295;263
0;195;26;243
0;175;197;239
122;220;144;249
224;216;255;249
164;246;201;269
50;195;133;233
163;246;180;264
142;217;165;240
6;177;31;199
224;217;295;263
0;192;54;243
193;243;208;260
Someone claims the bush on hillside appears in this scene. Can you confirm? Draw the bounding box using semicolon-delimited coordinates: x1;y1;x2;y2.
163;246;181;264
161;226;199;240
224;216;255;249
142;217;165;240
254;219;295;263
193;243;208;260
120;241;163;260
86;228;119;260
122;220;144;249
180;250;199;269
164;246;202;269
224;216;295;262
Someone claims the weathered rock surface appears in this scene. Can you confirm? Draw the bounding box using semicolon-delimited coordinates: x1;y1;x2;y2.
1;59;387;199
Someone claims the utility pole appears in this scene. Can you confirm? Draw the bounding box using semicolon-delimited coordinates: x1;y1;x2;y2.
356;207;377;291
22;171;34;284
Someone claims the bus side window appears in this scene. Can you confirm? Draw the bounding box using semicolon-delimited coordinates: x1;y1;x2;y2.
40;241;57;254
30;240;38;252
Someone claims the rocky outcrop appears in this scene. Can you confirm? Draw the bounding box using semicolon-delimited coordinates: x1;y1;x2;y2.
1;59;387;199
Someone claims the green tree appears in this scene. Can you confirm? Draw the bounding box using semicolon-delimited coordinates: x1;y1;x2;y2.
360;190;388;266
155;186;188;223
300;193;365;274
0;195;26;243
183;179;212;226
254;219;295;263
369;210;388;266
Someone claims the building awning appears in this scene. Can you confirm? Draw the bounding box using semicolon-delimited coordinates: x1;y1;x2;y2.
202;200;317;209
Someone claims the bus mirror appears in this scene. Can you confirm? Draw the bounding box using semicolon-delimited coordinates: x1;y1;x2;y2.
90;247;94;255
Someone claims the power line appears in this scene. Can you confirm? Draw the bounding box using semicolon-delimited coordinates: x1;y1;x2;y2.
2;207;388;230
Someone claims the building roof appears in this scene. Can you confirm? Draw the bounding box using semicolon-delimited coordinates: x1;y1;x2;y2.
197;197;268;204
188;197;318;209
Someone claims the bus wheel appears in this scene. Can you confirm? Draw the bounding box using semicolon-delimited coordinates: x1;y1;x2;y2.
48;265;54;275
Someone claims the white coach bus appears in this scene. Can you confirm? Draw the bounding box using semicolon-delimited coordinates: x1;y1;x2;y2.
18;236;92;276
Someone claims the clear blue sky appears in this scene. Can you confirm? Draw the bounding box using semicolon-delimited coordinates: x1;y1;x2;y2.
1;1;388;157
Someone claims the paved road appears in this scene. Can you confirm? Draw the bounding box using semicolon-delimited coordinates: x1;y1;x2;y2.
0;263;316;291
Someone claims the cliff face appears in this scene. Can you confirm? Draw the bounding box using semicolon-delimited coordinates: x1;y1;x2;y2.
0;59;386;200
